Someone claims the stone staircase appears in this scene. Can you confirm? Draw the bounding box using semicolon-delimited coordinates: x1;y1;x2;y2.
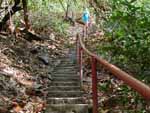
45;54;89;113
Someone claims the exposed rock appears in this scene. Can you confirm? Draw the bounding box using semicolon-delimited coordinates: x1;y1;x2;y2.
38;55;49;65
47;74;52;80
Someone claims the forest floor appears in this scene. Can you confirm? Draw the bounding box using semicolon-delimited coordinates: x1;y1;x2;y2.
0;27;70;112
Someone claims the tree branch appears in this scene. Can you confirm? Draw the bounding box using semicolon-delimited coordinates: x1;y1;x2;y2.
0;0;22;31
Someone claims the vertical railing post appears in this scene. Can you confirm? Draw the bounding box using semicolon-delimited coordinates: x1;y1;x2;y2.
77;34;83;85
91;57;98;113
76;34;79;64
79;47;83;84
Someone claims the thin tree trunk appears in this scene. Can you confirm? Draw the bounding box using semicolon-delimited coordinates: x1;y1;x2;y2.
58;0;66;12
0;0;3;6
22;0;30;30
65;0;70;18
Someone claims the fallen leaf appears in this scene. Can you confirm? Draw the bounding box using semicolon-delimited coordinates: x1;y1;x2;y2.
13;104;22;113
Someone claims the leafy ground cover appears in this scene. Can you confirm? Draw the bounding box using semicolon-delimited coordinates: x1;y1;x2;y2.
0;23;69;113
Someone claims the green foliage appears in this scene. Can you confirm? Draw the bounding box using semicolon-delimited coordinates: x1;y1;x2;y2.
98;81;111;92
27;0;84;36
93;1;150;111
51;17;70;35
102;0;150;74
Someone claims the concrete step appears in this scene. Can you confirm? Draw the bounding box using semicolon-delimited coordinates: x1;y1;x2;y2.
57;64;76;67
55;68;77;71
47;97;84;104
59;60;74;62
58;62;75;65
45;104;89;113
60;59;73;62
55;70;77;73
52;80;79;83
53;71;77;75
60;61;71;63
48;86;81;91
56;66;77;69
51;81;80;86
48;91;84;97
52;77;80;81
52;74;79;78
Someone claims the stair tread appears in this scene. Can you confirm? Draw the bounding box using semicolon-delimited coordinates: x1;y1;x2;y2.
48;91;84;97
52;77;80;81
55;66;77;68
52;76;79;78
52;81;79;82
47;97;84;104
49;86;80;88
48;86;81;91
52;75;79;78
51;82;80;84
53;72;79;76
47;104;88;106
52;81;80;83
48;91;84;93
53;72;77;73
47;97;83;99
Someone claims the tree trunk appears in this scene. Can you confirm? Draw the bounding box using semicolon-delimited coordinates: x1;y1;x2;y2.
22;0;30;30
0;0;3;6
65;0;70;19
58;0;66;12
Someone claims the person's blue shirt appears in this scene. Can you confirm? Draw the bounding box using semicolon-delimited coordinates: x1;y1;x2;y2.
82;8;90;23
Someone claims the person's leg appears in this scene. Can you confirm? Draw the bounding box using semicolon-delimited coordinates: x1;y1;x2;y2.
83;24;86;38
85;22;89;38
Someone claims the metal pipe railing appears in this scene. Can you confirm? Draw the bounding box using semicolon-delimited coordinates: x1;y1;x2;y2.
76;34;150;113
91;57;98;113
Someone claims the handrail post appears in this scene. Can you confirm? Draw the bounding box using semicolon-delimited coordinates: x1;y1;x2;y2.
79;46;83;84
77;34;83;85
91;57;98;113
76;34;79;64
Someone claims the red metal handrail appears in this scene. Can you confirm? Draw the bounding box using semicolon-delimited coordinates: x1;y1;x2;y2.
76;34;150;113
